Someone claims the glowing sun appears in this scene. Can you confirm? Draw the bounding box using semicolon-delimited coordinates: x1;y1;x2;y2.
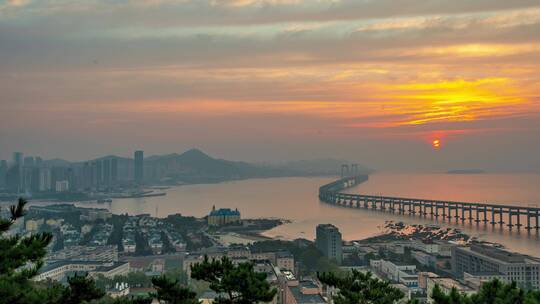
432;139;441;149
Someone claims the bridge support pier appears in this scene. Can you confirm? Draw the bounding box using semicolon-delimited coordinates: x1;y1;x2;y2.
527;210;532;231
319;175;540;234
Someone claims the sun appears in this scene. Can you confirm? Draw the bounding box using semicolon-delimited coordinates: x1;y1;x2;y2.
432;139;441;149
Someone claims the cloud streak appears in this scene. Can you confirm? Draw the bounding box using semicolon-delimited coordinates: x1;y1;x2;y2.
0;0;539;171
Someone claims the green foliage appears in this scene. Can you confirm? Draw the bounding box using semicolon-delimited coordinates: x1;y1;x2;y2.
0;198;53;279
363;252;378;265
430;279;540;304
161;231;176;254
79;223;101;245
134;230;153;256
108;214;128;252
190;256;276;304
250;240;339;274
318;269;404;304
95;272;154;290
151;275;200;304
164;214;210;251
62;273;106;304
96;296;153;304
52;229;65;252
0;198;57;303
0;199;106;304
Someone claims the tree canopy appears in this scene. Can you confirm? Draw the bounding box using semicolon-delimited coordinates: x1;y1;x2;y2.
318;269;404;304
151;275;200;304
190;256;277;304
431;279;540;304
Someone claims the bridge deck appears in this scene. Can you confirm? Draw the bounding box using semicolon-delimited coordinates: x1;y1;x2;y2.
319;175;540;229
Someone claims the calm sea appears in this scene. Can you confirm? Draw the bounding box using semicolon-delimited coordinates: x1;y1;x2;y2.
29;173;540;256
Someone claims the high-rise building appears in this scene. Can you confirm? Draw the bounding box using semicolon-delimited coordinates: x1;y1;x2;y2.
39;167;52;191
111;158;118;185
82;162;92;190
0;160;7;189
55;180;70;192
66;167;77;191
30;167;41;192
6;165;22;193
23;156;35;167
316;224;342;264
103;159;111;187
91;161;98;188
22;166;34;192
35;157;43;167
96;160;103;187
13;152;23;167
134;150;144;184
10;152;24;192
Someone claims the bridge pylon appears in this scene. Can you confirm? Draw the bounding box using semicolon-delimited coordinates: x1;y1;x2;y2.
341;164;349;178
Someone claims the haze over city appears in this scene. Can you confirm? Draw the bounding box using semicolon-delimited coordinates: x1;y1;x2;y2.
1;0;540;172
4;1;540;304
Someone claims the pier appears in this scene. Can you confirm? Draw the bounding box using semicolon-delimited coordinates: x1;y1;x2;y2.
319;171;540;231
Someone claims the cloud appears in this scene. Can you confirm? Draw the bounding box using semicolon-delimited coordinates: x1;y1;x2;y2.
1;0;540;169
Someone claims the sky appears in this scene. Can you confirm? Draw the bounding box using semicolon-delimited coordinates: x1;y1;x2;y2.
1;0;539;172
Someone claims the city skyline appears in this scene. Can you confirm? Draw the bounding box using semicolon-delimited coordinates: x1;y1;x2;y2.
1;1;539;172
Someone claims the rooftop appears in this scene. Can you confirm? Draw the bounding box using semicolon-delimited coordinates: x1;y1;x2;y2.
39;260;126;273
209;207;240;217
289;282;325;304
463;244;540;264
431;278;473;291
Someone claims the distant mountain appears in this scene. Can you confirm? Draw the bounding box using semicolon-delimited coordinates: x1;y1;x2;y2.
144;149;269;183
43;158;72;167
38;149;372;184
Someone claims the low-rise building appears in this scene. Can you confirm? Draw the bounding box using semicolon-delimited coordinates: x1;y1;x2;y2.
412;240;439;255
371;259;418;288
452;243;540;289
463;272;500;290
433;240;456;257
279;270;326;304
412;250;437;267
207;206;241;226
47;245;118;262
107;282;130;298
418;272;439;290
25;218;44;231
277;251;295;271
34;261;130;282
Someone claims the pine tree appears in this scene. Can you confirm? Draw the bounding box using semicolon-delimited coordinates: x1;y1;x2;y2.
62;273;106;304
0;198;56;303
151;275;200;304
190;256;277;304
430;279;540;304
318;269;404;304
0;198;107;304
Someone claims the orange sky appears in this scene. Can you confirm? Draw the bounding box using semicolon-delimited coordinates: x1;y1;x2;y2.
1;0;539;171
